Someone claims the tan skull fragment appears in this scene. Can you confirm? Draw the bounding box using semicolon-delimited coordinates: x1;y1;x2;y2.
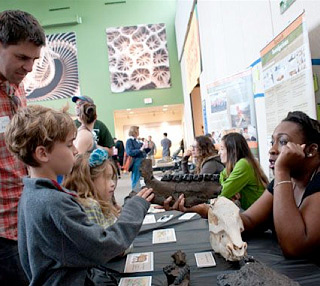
208;197;247;261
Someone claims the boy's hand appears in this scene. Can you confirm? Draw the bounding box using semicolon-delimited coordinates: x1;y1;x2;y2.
137;188;154;202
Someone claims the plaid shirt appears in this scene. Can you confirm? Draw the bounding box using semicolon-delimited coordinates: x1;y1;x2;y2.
0;80;27;240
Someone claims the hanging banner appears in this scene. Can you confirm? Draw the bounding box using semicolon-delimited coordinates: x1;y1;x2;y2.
260;12;316;137
206;69;258;154
184;5;202;95
24;32;80;102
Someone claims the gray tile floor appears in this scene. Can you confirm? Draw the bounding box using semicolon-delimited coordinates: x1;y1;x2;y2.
114;172;132;206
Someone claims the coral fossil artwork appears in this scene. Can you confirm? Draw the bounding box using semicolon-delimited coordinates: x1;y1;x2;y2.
23;32;80;102
106;23;171;93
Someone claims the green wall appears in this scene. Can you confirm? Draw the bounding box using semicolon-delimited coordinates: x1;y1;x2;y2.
1;0;183;135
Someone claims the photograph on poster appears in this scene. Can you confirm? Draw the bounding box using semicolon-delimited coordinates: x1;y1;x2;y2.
106;23;171;93
230;103;251;129
210;92;227;113
206;69;257;146
23;32;80;102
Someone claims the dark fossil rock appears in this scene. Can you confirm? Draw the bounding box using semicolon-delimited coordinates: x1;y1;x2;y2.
217;258;300;286
140;159;221;208
163;250;190;286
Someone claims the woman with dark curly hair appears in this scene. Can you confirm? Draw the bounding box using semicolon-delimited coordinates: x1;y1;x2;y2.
175;111;320;258
181;135;224;175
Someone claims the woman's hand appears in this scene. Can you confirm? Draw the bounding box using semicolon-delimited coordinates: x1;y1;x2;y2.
137;188;154;202
161;194;209;218
161;194;184;211
275;143;306;174
178;196;210;218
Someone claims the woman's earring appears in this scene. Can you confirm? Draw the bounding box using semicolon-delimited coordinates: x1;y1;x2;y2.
308;153;312;157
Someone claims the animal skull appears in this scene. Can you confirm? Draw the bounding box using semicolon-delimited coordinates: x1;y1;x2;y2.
208;197;247;261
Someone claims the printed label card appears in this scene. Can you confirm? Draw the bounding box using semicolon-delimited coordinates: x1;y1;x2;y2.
157;214;173;223
143;214;156;225
178;213;196;220
194;252;216;268
148;204;165;214
152;228;176;244
124;252;154;273
119;276;152;286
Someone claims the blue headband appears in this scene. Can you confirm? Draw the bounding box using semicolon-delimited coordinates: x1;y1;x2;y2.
89;148;108;167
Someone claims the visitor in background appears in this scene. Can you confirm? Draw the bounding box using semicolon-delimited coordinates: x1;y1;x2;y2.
74;102;97;154
147;135;157;166
161;132;172;161
114;137;125;168
72;95;114;156
126;126;149;192
181;135;224;175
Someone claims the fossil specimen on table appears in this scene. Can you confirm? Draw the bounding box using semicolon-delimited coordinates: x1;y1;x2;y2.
217;257;300;286
208;196;247;261
140;159;221;207
163;250;190;286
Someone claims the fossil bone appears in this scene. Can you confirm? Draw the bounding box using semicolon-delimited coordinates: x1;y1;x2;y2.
217;257;300;286
163;250;190;286
208;197;247;261
140;159;221;207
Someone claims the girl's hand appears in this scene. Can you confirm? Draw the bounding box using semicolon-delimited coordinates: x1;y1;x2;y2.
137;188;154;202
275;143;306;173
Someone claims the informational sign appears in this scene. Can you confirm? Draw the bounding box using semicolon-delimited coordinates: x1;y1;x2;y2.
184;5;201;95
260;12;316;138
205;69;258;153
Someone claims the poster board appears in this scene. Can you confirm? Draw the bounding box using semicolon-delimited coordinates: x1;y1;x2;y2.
205;69;258;155
260;12;316;139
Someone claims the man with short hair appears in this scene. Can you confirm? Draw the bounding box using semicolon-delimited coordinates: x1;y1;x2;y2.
0;10;45;285
161;132;172;161
72;95;115;156
147;135;157;166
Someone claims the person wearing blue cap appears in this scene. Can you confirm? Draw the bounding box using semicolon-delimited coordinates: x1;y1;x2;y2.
72;95;114;156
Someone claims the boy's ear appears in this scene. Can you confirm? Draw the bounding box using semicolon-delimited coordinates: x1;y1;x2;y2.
34;146;50;163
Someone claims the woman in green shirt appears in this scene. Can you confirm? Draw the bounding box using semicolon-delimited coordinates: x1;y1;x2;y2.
219;132;268;210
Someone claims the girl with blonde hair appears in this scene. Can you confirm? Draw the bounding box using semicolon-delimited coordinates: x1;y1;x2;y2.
63;149;119;228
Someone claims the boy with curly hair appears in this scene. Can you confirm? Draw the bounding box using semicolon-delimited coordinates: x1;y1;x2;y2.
5;105;154;286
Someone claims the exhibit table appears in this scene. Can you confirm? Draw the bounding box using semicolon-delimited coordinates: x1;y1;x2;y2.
104;211;320;285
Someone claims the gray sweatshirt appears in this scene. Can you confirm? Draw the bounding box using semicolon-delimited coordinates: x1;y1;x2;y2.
19;178;149;286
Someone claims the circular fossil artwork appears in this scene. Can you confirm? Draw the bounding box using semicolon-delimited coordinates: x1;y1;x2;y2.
23;32;80;102
106;23;171;93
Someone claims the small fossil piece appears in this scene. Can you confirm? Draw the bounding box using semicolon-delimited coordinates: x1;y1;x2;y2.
163;250;190;286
